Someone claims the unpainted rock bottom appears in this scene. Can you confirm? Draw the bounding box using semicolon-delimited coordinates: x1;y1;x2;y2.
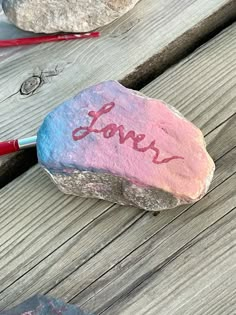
44;168;183;211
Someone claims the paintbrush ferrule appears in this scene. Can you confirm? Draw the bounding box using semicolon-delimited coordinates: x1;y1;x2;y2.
18;136;37;149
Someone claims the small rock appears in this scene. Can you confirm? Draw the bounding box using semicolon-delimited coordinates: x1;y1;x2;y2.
37;81;215;211
2;0;140;33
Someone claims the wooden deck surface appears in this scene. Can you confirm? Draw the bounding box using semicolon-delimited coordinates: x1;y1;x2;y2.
0;0;235;186
0;0;236;314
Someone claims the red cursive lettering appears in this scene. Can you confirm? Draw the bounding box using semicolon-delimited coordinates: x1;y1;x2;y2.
72;102;184;165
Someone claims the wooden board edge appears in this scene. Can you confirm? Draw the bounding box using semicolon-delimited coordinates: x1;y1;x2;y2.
123;1;236;90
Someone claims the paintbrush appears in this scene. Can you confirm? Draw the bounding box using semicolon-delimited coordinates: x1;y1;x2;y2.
0;32;100;47
0;136;37;155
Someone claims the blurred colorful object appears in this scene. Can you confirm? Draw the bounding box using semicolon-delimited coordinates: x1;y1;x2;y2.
0;295;92;315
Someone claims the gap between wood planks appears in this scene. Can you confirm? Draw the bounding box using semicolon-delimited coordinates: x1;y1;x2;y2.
0;0;235;187
123;2;236;90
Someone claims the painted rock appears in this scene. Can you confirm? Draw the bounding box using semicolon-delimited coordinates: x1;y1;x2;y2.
0;295;91;314
37;81;215;211
2;0;140;33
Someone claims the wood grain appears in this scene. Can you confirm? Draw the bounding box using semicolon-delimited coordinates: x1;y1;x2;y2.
0;121;235;310
47;146;236;305
0;24;236;313
0;0;235;185
95;203;236;315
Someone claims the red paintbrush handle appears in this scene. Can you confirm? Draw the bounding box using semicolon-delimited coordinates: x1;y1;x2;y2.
0;140;19;155
0;32;100;47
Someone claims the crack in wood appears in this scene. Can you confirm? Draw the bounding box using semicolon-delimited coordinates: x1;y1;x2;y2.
122;2;236;90
0;91;18;104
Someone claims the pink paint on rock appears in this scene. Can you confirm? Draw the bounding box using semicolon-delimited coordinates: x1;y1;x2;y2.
71;86;214;201
72;102;184;164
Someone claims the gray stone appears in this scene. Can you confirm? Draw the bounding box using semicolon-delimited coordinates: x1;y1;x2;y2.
2;0;140;33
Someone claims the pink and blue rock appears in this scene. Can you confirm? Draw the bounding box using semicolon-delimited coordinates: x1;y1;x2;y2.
37;81;215;211
0;295;92;315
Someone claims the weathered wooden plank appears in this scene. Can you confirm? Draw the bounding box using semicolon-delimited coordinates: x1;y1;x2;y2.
0;24;236;311
0;133;235;311
91;206;236;315
142;28;236;136
1;145;235;311
0;0;235;185
47;146;236;304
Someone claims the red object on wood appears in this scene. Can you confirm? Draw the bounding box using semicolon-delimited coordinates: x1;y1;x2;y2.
0;140;19;155
0;32;100;47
